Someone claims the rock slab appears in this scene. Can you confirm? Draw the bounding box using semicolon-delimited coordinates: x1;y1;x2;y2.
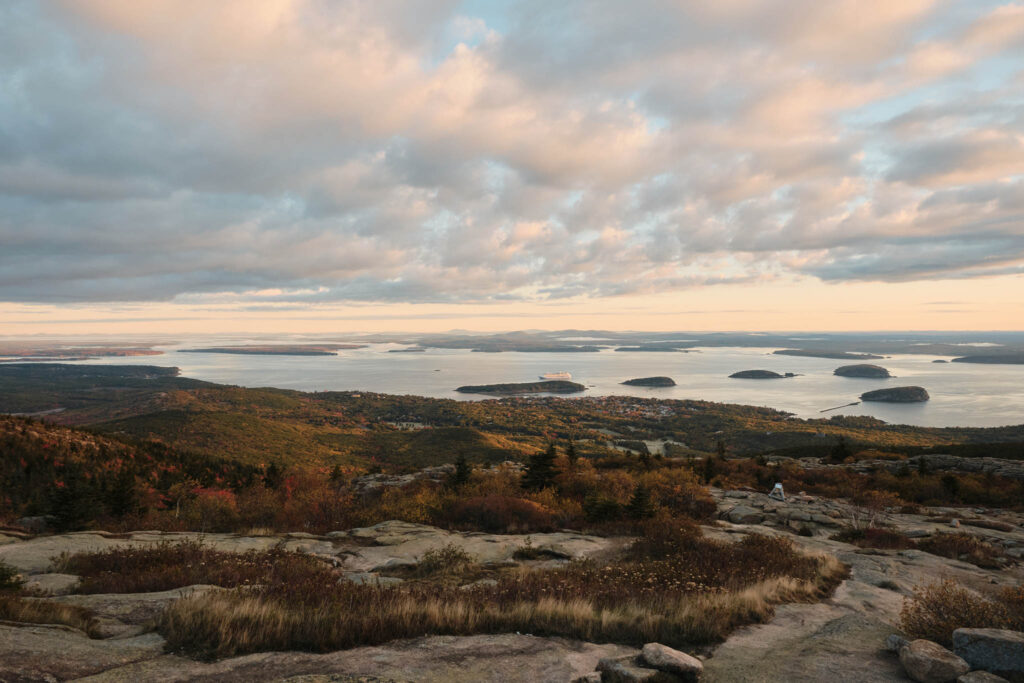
952;628;1024;678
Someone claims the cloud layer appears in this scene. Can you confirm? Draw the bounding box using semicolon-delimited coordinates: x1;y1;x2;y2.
1;0;1022;304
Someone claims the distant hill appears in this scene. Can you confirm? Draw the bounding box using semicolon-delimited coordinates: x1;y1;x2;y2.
952;354;1024;365
180;344;365;356
775;350;883;360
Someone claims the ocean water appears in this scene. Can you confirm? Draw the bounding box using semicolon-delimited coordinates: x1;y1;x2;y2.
59;342;1024;428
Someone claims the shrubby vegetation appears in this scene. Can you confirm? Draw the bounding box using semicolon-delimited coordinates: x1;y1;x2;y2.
900;580;1024;646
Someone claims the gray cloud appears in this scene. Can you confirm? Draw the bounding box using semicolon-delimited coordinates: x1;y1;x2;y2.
0;0;1022;305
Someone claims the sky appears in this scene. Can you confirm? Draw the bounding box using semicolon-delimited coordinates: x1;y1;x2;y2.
1;0;1023;335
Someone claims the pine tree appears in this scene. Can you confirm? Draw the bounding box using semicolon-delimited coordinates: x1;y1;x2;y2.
829;436;851;463
702;453;717;484
522;444;559;491
105;468;137;519
49;466;96;531
263;462;283;489
626;484;653;519
450;454;471;489
566;440;579;468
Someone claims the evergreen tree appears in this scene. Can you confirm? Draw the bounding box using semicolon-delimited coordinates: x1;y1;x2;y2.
522;444;559;491
104;468;137;519
450;453;471;489
829;436;851;463
329;464;344;482
566;440;579;468
49;466;96;531
263;462;283;489
626;484;653;519
702;453;717;484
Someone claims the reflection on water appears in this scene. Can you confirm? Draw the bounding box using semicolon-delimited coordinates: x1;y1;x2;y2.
65;343;1024;428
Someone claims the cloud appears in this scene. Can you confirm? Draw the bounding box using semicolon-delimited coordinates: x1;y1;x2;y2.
0;0;1022;306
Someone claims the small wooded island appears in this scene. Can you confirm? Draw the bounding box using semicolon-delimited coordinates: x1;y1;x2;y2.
455;380;586;395
729;370;796;379
860;386;930;402
834;364;892;378
621;376;676;387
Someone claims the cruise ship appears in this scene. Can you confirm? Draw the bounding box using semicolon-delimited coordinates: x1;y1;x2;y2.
539;371;572;380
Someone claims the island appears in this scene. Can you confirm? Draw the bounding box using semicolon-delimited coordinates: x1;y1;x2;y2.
833;364;892;378
951;354;1024;365
729;370;796;379
860;386;929;403
932;359;948;363
621;376;676;387
774;349;884;360
454;380;586;395
0;347;163;361
179;344;366;356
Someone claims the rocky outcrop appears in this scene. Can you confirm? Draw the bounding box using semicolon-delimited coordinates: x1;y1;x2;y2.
87;634;634;682
898;640;970;683
850;454;1024;482
860;386;929;403
834;364;891;378
952;629;1024;679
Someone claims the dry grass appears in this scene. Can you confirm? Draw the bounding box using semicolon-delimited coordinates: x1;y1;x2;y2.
830;527;915;550
915;532;1005;569
156;529;848;660
54;540;334;594
900;580;1024;646
0;595;101;637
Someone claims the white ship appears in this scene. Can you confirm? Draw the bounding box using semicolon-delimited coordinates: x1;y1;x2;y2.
539;371;572;380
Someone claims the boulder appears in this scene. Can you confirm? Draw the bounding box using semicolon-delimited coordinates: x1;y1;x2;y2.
957;672;1010;683
597;655;681;682
899;640;970;683
952;629;1024;678
640;643;702;680
725;506;764;525
887;634;910;652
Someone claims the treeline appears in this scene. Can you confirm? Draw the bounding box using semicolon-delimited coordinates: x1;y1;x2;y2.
0;416;262;531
